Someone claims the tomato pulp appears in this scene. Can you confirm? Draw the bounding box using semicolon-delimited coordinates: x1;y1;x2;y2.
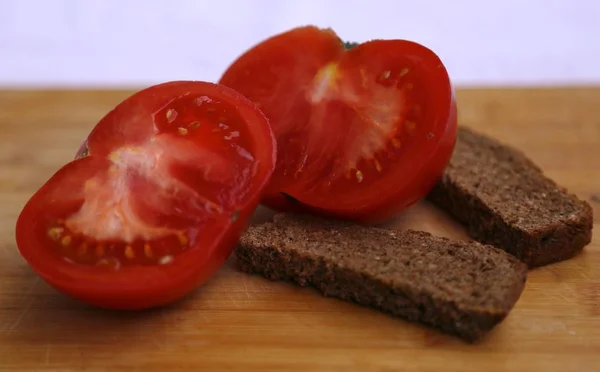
15;81;276;310
219;26;457;224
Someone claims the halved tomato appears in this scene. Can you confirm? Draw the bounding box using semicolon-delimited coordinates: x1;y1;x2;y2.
219;26;457;224
15;81;276;310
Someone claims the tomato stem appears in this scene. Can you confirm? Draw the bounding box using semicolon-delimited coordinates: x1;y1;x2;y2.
342;40;359;50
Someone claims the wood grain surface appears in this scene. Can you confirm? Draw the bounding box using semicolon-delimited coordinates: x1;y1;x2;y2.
0;88;598;371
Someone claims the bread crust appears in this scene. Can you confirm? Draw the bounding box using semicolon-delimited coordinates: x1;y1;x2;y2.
236;214;528;342
428;126;594;267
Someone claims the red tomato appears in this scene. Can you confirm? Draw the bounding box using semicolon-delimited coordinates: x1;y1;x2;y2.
15;81;276;310
219;26;457;224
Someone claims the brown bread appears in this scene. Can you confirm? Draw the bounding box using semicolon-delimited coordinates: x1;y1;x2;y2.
235;213;528;342
427;126;594;268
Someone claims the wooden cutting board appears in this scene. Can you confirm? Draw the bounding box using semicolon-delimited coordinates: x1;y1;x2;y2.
0;88;598;371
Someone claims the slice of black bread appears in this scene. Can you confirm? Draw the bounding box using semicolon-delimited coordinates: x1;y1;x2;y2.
427;126;594;268
235;213;528;342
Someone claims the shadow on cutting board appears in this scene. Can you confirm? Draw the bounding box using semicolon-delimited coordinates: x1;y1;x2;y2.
0;200;483;365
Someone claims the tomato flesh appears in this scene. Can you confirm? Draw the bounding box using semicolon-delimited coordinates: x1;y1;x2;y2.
219;26;457;224
16;81;276;310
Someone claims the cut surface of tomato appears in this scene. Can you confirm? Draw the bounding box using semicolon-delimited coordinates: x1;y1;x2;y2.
219;26;457;224
15;81;276;310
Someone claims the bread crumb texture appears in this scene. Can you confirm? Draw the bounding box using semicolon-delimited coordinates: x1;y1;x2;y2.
428;126;594;267
236;214;528;342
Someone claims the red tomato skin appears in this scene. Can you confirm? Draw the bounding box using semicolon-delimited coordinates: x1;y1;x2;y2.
15;81;277;310
285;98;457;225
269;94;457;225
219;27;458;224
39;205;256;310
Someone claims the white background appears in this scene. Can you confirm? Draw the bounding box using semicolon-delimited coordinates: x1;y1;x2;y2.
0;0;599;88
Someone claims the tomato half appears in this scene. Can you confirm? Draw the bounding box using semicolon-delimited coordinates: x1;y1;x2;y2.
219;26;457;224
15;81;276;310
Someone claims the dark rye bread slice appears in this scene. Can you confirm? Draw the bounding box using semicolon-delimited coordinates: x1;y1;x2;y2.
427;126;594;268
235;213;528;342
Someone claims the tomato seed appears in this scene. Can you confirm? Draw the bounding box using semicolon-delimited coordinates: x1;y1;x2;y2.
194;96;212;105
166;109;178;123
48;227;63;240
374;159;382;172
399;68;410;77
391;138;401;148
206;202;223;214
188;121;201;129
144;243;153;258
125;245;135;259
47;221;189;267
158;255;174;265
97;257;121;270
176;232;189;246
178;127;188;135
355;170;364;183
61;235;72;247
380;70;391;79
